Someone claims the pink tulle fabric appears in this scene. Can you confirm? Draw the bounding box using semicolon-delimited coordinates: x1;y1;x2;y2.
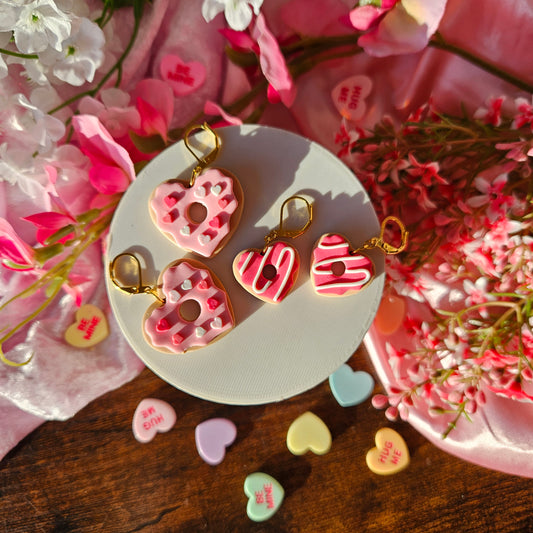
2;0;533;472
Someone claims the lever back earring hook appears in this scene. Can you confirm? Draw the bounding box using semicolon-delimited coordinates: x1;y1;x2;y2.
264;195;313;248
183;122;221;186
109;253;165;304
357;216;408;255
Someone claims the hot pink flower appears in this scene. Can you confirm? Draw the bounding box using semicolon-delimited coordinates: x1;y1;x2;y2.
474;96;504;127
406;153;447;186
512;97;533;130
0;219;36;270
350;0;448;57
72;115;135;195
23;211;76;245
251;13;296;107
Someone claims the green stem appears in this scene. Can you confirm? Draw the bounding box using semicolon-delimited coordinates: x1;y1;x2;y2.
0;48;39;59
429;33;533;94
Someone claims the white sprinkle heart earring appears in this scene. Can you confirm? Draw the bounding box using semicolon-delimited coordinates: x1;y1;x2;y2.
310;216;408;297
232;196;313;304
149;123;244;258
109;253;235;354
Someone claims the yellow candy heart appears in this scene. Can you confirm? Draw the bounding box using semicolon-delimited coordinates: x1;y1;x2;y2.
366;427;410;475
286;411;331;456
64;304;109;348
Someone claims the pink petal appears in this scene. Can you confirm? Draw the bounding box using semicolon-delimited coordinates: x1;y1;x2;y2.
219;28;258;52
23;212;74;230
136;97;169;141
89;164;131;194
203;101;243;125
349;5;387;31
251;13;296;108
0;218;35;266
132;79;174;132
72;115;135;185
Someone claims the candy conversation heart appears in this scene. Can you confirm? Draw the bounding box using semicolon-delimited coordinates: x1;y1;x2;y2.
132;399;177;443
195;418;237;465
366;428;410;475
329;364;375;407
310;233;374;297
286;411;332;456
64;304;109;348
331;75;372;122
160;54;206;96
244;473;284;522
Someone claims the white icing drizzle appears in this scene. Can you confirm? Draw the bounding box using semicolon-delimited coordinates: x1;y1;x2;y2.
251;245;296;302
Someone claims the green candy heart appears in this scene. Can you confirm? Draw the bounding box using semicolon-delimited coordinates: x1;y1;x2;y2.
243;472;284;522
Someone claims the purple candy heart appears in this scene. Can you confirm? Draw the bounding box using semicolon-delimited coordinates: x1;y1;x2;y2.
195;418;237;465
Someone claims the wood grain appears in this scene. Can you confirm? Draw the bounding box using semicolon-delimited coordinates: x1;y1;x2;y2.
2;345;533;532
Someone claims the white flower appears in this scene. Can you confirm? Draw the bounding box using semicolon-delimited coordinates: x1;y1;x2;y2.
0;32;11;79
0;2;20;32
202;0;263;31
41;16;105;86
12;0;72;54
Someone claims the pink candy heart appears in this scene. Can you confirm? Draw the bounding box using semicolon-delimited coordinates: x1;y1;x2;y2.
160;54;206;96
195;418;237;465
132;398;177;443
331;75;372;122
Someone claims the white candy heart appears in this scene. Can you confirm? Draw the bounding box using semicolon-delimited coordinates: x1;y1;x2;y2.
181;279;192;291
195;186;206;198
211;317;222;329
180;225;191;235
210;184;222;196
168;289;180;303
198;233;211;245
196;326;206;337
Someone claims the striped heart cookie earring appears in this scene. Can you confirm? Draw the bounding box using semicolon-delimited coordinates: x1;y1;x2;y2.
233;196;313;304
149;123;244;258
310;216;408;297
109;253;235;354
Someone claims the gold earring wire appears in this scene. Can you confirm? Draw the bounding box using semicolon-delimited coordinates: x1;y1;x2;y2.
183;122;221;186
109;253;165;304
263;195;313;249
356;216;408;255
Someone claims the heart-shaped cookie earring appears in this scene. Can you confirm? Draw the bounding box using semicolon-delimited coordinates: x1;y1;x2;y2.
310;216;408;297
149;123;244;258
109;253;235;353
233;196;313;304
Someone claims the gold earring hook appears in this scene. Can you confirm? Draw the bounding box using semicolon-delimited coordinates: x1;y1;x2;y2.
183;122;221;186
109;253;165;304
264;195;313;248
357;216;408;255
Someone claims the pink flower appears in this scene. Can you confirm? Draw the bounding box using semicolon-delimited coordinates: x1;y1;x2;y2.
350;0;448;57
467;173;514;221
0;219;36;270
473;96;504;127
72;115;135;195
406;153;447;186
495;140;533;162
463;277;495;308
203;101;243;127
22;211;76;245
512;97;533;130
251;13;296;107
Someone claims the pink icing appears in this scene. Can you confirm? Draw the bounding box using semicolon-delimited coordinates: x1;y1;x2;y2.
310;234;374;296
150;169;238;257
144;261;234;353
234;241;300;304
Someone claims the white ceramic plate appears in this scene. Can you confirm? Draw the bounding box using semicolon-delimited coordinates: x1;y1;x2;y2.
105;124;383;404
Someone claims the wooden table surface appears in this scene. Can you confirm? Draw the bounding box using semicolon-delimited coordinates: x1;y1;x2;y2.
2;344;533;533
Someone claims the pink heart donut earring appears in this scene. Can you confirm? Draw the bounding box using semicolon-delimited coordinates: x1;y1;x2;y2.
109;253;235;354
233;196;313;304
310;216;408;297
149;123;244;258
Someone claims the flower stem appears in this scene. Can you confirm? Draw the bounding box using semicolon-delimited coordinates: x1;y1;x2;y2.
0;48;39;59
429;33;533;94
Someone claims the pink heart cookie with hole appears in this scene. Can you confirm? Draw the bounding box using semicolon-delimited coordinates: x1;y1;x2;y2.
150;169;243;258
143;259;235;354
310;233;374;297
331;75;372;122
160;54;206;96
195;418;237;465
132;398;176;443
233;241;300;304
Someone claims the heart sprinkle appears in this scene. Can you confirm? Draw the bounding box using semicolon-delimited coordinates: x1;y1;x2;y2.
164;195;177;207
172;333;184;345
286;411;332;456
366;428;410;475
244;473;284;522
211;317;222;329
180;225;191;235
162;212;175;224
195;186;206;198
218;198;229;209
329;364;375;407
195;418;237;465
132;398;176;443
207;297;219;311
198;233;211;245
156;318;171;332
168;289;180;303
210;184;222;196
209;216;222;229
197;279;210;290
195;326;206;338
181;279;193;291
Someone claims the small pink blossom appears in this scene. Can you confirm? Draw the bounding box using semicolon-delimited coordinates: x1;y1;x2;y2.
512;97;533;130
463;277;495;308
474;96;504;127
23;211;76;245
406;153;447;186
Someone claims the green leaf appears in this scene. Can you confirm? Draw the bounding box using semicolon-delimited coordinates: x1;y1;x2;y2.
1;260;34;271
129;131;166;154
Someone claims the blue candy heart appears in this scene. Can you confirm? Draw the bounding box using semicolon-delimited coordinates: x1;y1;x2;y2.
329;364;374;407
